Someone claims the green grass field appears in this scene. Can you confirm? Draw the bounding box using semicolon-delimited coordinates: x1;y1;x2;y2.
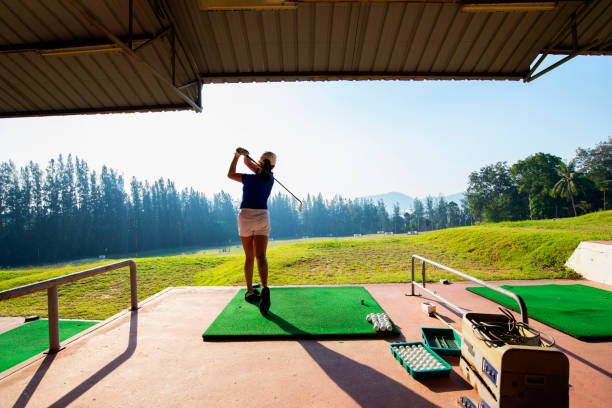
1;211;610;320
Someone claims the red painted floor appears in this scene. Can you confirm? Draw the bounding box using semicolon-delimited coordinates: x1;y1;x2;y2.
1;280;611;407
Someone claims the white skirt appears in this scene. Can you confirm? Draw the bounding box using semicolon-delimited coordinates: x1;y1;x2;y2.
237;209;271;237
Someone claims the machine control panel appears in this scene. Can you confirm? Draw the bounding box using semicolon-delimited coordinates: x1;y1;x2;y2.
482;358;498;386
457;396;477;408
479;400;492;408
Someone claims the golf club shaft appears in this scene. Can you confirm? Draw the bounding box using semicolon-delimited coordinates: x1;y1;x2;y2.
245;155;303;210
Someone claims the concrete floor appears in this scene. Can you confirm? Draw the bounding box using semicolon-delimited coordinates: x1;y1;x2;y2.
1;280;611;407
0;316;24;334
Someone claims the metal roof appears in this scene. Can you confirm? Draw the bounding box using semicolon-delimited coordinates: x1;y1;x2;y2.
1;0;610;118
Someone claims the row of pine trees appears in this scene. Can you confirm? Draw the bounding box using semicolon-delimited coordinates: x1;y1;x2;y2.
1;155;470;266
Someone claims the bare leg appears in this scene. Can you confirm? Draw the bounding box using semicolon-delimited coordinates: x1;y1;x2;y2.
253;235;269;287
240;236;255;291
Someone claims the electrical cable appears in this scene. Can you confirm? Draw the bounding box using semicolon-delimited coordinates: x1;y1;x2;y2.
468;307;555;348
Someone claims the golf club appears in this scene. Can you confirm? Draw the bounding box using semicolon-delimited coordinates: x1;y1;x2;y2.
239;150;303;212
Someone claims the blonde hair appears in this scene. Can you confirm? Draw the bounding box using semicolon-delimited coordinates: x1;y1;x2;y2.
260;151;276;167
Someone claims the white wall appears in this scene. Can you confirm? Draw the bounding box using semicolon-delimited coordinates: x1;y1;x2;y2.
566;241;612;285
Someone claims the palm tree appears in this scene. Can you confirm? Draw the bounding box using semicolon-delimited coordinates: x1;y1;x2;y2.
599;180;611;211
551;161;580;217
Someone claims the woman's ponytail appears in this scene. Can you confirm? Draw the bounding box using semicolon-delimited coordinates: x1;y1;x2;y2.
259;159;273;183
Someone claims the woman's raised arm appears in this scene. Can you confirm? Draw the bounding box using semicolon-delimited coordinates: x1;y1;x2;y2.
244;156;260;173
227;152;242;182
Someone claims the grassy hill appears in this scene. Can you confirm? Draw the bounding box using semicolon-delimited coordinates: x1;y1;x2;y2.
1;211;610;319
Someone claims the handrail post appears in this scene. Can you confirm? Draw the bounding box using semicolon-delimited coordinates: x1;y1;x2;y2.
48;285;60;353
410;257;415;295
408;254;529;323
421;260;426;289
0;259;139;355
129;261;138;310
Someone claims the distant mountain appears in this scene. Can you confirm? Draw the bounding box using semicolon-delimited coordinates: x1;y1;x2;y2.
444;192;466;205
360;191;465;214
361;192;415;213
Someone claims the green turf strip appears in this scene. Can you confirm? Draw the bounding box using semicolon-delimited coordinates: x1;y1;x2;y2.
203;286;398;340
466;284;612;340
0;320;98;372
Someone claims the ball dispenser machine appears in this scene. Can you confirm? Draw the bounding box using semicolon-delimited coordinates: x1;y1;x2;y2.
408;255;569;408
459;311;569;408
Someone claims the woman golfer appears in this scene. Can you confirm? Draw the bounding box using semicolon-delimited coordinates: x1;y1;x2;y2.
228;148;276;315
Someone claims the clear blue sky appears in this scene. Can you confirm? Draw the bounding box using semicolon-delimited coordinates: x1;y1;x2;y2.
1;56;610;202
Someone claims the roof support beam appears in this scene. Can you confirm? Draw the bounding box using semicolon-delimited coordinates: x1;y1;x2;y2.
523;0;612;82
525;38;612;82
200;71;526;82
128;0;134;50
0;104;191;119
66;0;202;112
133;26;172;53
0;35;152;55
542;48;612;56
524;1;612;83
158;1;203;104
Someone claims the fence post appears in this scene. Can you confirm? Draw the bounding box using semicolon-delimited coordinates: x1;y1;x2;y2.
410;257;415;295
129;261;138;310
48;285;60;352
421;261;426;288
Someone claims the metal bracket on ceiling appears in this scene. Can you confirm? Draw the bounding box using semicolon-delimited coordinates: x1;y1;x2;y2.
133;26;172;53
524;2;610;82
158;0;203;105
66;0;202;112
525;12;612;82
571;12;578;52
524;12;579;83
524;38;612;83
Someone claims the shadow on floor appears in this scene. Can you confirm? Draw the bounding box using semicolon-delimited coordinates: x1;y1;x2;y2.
300;340;439;407
554;342;612;380
262;311;308;335
422;369;473;393
265;311;438;406
43;310;139;408
11;353;57;408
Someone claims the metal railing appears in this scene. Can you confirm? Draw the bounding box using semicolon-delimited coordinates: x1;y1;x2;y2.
0;260;138;353
410;255;528;324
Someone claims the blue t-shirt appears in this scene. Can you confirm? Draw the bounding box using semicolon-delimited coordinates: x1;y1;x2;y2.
240;173;274;209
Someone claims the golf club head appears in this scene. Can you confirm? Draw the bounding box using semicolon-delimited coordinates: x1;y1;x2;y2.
236;147;250;156
299;202;303;212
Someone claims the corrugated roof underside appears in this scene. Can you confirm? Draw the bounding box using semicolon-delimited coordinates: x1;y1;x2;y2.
1;0;610;118
170;1;583;83
555;0;612;54
0;0;195;117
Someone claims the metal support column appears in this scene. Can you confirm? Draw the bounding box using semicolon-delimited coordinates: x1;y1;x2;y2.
130;261;138;310
421;261;426;289
48;286;60;353
128;0;134;50
171;29;176;85
410;258;415;295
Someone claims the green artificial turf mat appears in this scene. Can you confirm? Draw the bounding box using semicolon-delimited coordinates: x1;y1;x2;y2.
0;320;98;372
203;286;398;340
466;284;612;340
